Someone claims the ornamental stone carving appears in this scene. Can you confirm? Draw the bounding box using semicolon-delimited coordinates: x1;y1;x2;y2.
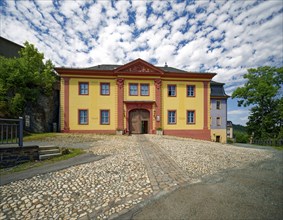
116;78;124;89
123;64;152;72
154;79;162;90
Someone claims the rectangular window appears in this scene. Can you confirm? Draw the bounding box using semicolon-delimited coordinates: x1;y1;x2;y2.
100;83;110;95
187;111;195;124
217;117;221;126
79;82;89;95
140;84;149;96
216;100;221;110
79;110;88;125
100;110;110;125
168;110;176;124
187;85;195;97
168;85;176;97
129;83;138;96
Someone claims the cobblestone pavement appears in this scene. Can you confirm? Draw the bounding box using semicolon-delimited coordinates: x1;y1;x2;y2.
0;134;273;220
146;135;273;180
136;135;189;193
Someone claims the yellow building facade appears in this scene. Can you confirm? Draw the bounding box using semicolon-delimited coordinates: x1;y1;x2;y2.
56;59;219;141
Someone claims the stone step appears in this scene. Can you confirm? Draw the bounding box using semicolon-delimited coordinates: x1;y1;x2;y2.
39;145;59;150
38;145;62;160
39;152;62;160
39;148;60;155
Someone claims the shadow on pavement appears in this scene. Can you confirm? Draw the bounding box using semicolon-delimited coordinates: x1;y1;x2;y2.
0;153;107;186
118;151;283;220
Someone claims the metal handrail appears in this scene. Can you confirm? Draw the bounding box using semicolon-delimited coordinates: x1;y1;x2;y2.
0;117;23;147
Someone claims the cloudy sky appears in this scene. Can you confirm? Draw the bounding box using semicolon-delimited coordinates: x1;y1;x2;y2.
1;0;283;125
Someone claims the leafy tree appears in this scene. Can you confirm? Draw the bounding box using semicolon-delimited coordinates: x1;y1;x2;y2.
232;66;283;139
0;42;56;117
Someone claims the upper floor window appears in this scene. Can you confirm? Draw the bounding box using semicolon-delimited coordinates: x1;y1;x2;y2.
216;100;221;110
100;110;110;125
140;84;149;96
79;82;89;95
129;83;138;96
168;85;176;97
217;117;221;126
101;83;110;95
79;110;88;125
187;85;195;97
168;110;176;124
187;111;195;124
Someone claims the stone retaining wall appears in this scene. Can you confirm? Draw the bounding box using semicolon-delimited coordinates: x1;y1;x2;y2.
0;146;39;168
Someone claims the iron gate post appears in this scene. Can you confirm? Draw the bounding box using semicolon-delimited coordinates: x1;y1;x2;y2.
19;117;23;147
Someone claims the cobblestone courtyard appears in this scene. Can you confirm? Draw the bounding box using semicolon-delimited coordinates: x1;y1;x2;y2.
0;134;273;220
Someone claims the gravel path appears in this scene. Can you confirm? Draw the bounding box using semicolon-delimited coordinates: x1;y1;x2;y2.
0;134;273;220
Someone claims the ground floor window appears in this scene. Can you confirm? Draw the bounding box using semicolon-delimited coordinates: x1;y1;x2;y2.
100;110;110;125
79;110;88;124
187;110;195;124
168;110;176;124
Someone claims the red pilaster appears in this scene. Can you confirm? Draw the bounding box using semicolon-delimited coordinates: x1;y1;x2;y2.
154;79;162;129
63;77;70;131
117;78;124;130
203;81;209;130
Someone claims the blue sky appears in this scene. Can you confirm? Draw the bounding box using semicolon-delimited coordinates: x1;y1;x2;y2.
1;0;282;125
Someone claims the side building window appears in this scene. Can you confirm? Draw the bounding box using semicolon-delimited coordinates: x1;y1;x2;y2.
168;85;176;97
100;110;110;125
187;111;195;124
216;117;221;126
79;110;88;125
187;85;195;97
79;82;89;95
140;84;149;96
101;83;110;95
168;110;176;124
129;83;138;96
216;100;221;110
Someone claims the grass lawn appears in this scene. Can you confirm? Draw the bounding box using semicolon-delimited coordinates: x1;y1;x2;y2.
23;132;60;141
273;146;283;151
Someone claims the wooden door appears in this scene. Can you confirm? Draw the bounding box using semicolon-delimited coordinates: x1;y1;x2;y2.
141;120;148;134
129;109;149;134
216;136;220;142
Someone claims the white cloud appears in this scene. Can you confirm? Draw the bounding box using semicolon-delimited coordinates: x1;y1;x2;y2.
228;109;249;116
1;0;282;84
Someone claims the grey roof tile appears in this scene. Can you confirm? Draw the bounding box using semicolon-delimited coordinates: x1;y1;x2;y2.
210;81;229;98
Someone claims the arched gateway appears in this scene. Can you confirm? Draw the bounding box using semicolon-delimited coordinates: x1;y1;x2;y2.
129;109;150;134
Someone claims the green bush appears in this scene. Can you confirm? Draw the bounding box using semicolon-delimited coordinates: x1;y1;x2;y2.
227;138;234;144
234;131;249;143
